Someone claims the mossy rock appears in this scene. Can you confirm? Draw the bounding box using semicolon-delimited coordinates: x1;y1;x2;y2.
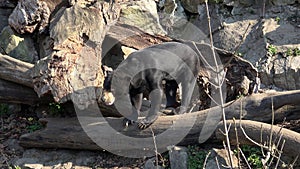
0;26;38;63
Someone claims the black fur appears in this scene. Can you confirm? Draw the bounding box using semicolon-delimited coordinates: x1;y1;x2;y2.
110;41;207;129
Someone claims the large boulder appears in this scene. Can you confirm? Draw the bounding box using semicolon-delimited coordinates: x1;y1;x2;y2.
157;0;189;39
8;0;50;34
179;0;204;13
0;26;38;63
205;148;239;169
119;0;166;35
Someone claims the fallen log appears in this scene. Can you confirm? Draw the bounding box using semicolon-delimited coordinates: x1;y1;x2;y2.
0;79;41;105
106;23;172;50
19;90;300;158
215;120;300;162
0;53;34;88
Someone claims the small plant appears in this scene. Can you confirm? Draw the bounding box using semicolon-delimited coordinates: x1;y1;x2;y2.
267;44;277;56
9;166;22;169
209;0;223;3
26;117;43;132
49;102;64;116
294;47;300;56
187;145;208;169
240;145;263;168
0;103;9;116
286;48;300;57
275;16;280;23
286;48;293;57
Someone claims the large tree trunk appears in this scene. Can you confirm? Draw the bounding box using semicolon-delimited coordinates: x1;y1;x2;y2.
19;90;300;158
31;1;120;106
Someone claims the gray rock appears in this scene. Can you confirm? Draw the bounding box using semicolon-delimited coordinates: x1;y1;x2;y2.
0;26;38;63
180;0;204;13
271;0;296;6
205;148;239;169
0;8;13;33
144;158;163;169
205;3;300;90
3;139;24;153
168;146;188;169
119;0;166;35
0;0;16;8
14;148;98;168
239;0;255;7
144;159;155;169
38;35;54;59
14;157;40;167
158;0;187;36
8;0;50;34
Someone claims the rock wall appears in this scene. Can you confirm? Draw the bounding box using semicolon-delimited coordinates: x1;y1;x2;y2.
158;0;300;90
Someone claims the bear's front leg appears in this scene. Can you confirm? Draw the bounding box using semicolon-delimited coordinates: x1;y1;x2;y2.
123;93;143;127
138;88;162;129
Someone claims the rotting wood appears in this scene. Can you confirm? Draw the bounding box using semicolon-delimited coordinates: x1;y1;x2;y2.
31;1;121;104
107;23;173;50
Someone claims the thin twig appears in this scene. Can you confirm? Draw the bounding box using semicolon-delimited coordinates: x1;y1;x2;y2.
192;42;216;71
202;151;211;169
221;22;252;71
273;118;285;147
216;156;221;169
0;47;8;55
204;1;234;167
0;149;10;168
233;118;242;169
239;148;252;169
260;124;265;157
269;97;275;151
289;155;299;169
275;139;286;169
239;123;268;149
150;127;159;168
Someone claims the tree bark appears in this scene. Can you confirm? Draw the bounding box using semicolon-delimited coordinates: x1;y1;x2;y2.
31;1;121;106
0;53;34;88
107;23;173;50
215;120;300;161
0;79;41;105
